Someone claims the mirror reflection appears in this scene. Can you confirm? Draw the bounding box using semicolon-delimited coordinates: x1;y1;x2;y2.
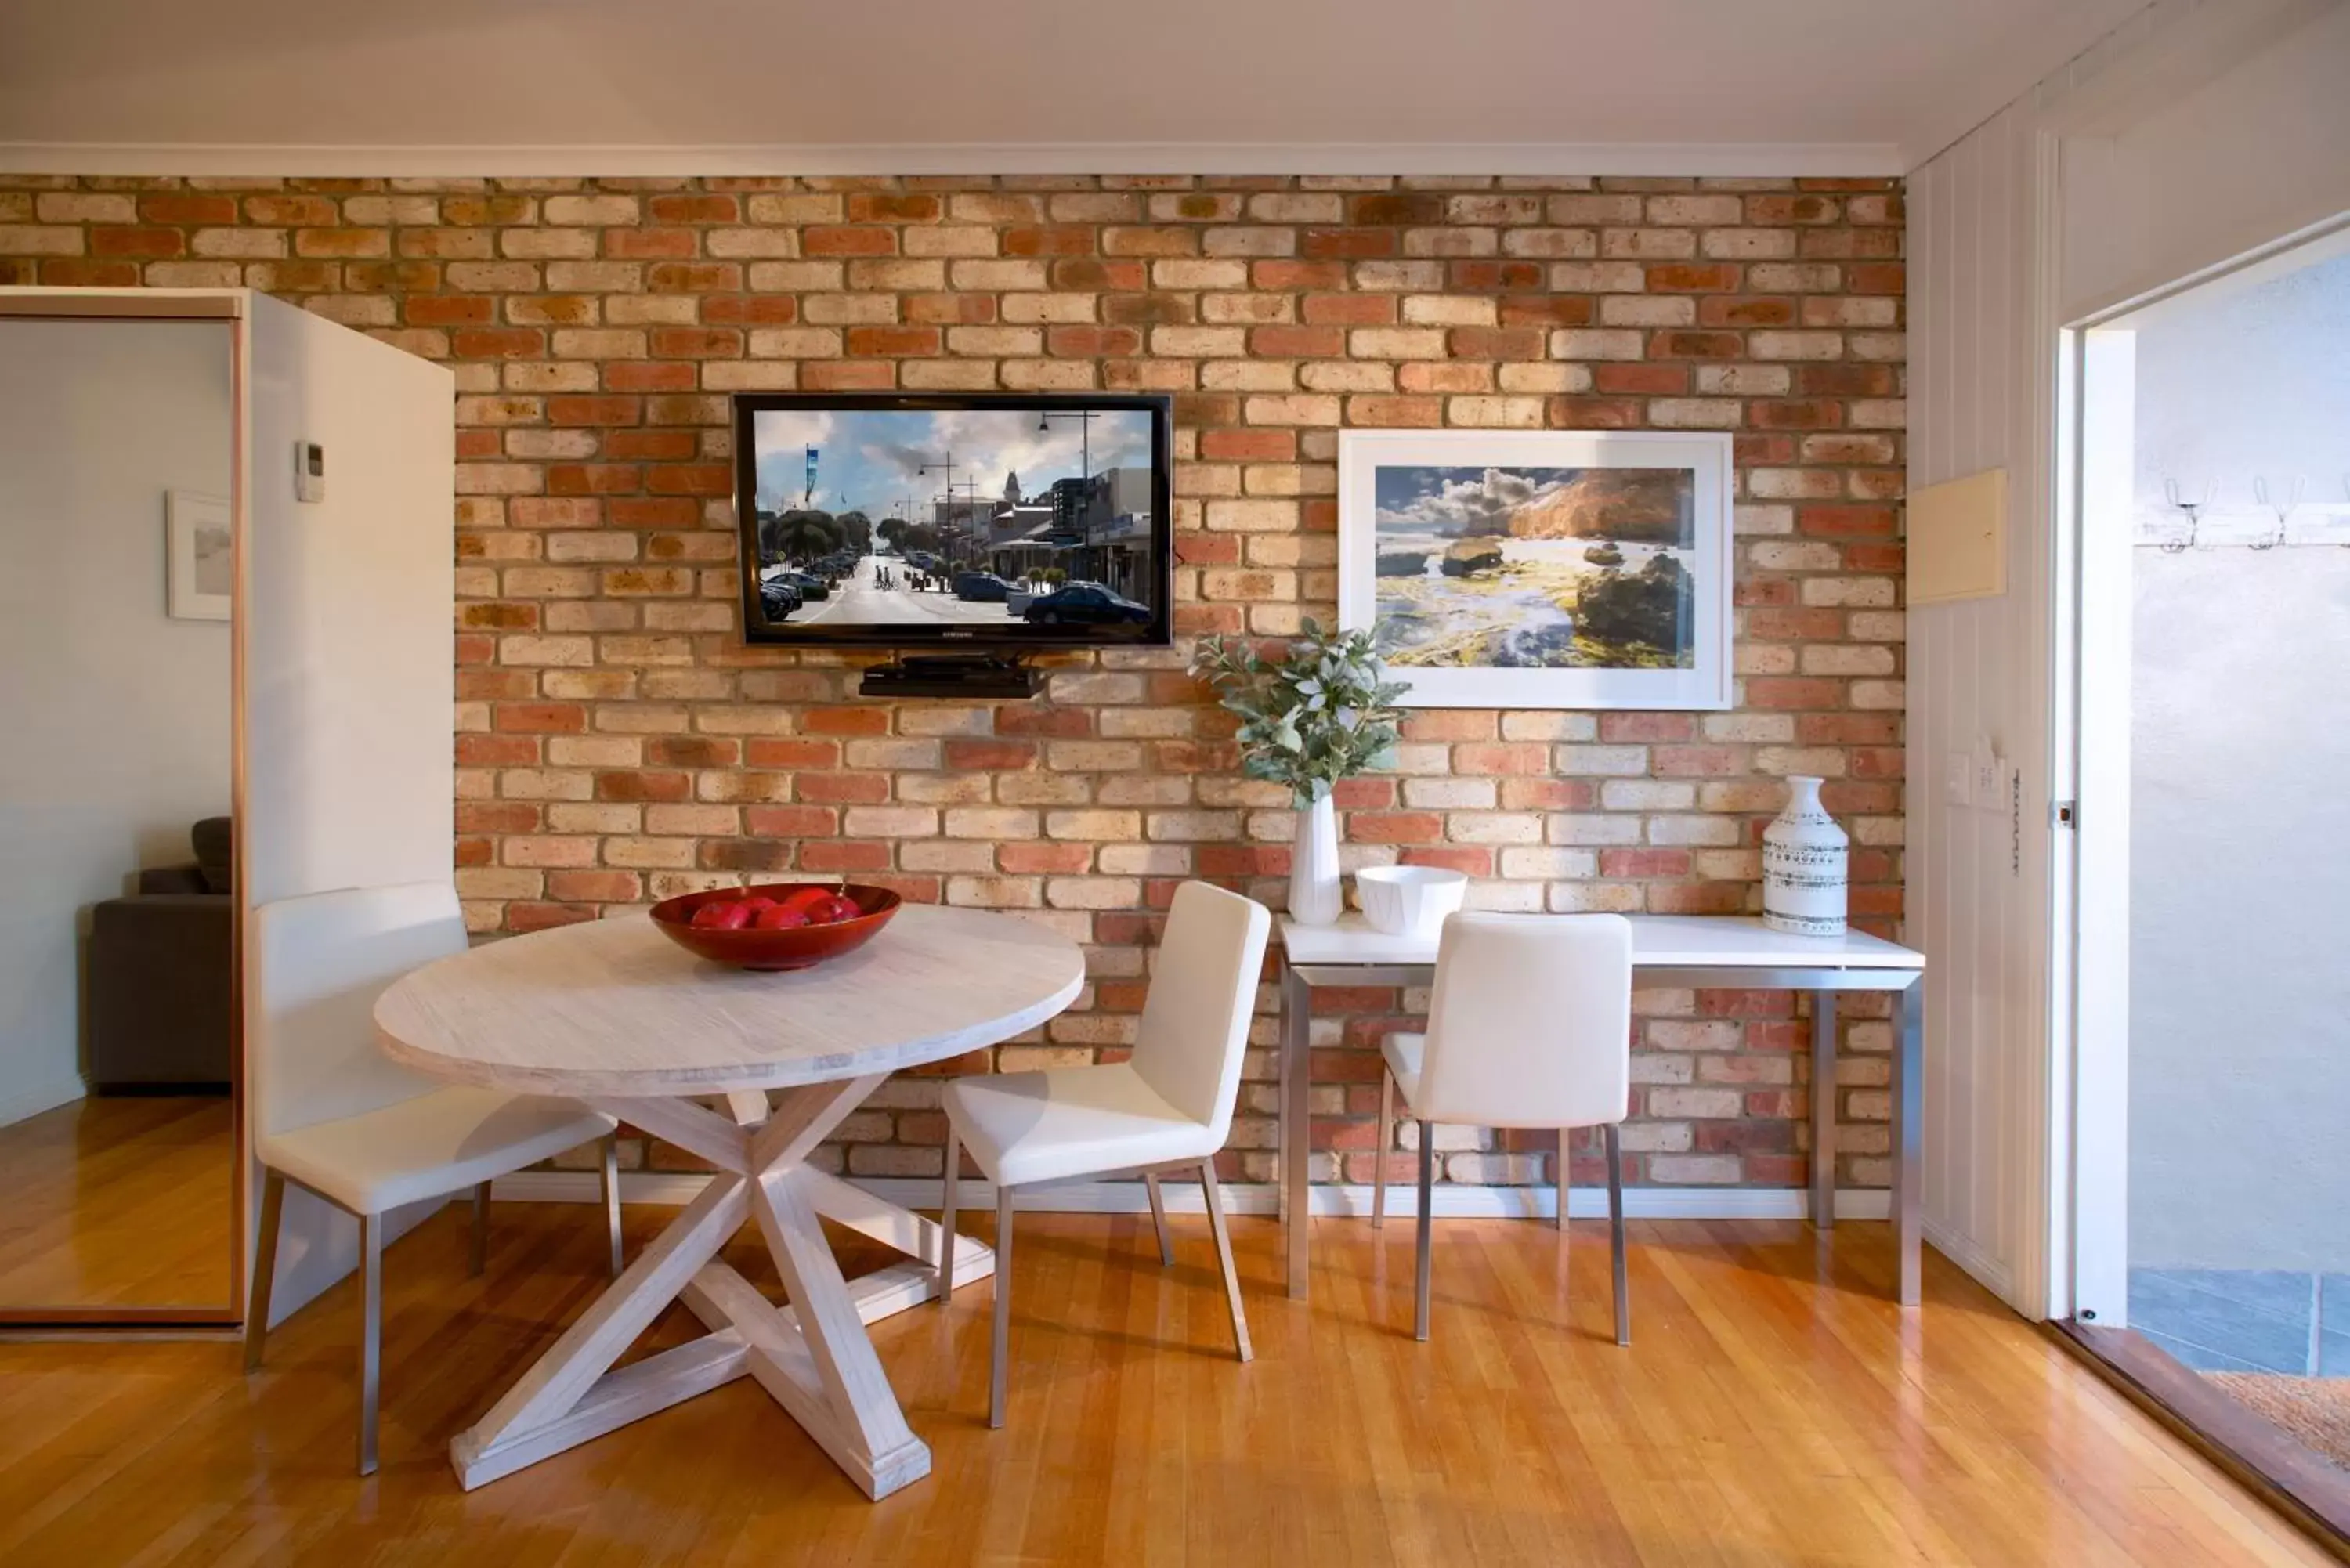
0;317;238;1317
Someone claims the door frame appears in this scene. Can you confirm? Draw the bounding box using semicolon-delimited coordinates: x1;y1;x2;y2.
2049;212;2350;1325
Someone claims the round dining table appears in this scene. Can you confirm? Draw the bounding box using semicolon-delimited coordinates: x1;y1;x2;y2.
372;902;1084;1501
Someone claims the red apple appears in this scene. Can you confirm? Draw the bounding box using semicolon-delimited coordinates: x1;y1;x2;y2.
779;885;834;914
752;904;809;930
738;895;777;914
689;902;732;930
703;899;756;930
812;894;862;925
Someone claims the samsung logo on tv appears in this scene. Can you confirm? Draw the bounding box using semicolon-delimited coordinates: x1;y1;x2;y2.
942;629;974;638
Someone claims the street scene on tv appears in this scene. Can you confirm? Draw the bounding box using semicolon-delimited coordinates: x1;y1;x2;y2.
746;406;1159;630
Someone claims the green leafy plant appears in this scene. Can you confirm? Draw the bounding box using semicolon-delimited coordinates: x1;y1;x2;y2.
1190;619;1408;807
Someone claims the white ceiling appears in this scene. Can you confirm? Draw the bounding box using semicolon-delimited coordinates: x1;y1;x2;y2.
0;0;2148;175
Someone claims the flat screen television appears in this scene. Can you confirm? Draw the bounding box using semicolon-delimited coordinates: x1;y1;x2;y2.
732;392;1173;651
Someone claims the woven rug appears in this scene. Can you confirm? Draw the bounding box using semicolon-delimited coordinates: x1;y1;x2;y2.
2206;1374;2350;1469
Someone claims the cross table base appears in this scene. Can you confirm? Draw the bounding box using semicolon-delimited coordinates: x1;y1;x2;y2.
448;1073;989;1500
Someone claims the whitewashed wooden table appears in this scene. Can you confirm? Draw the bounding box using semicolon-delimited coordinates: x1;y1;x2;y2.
373;904;1084;1500
1278;913;1927;1304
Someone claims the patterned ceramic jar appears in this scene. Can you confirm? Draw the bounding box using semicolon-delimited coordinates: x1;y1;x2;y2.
1762;775;1849;937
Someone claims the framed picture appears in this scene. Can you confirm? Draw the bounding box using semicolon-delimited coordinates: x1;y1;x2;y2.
1338;429;1734;710
166;490;233;623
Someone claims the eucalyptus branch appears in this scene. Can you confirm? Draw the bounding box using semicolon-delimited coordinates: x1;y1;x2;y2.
1189;619;1409;808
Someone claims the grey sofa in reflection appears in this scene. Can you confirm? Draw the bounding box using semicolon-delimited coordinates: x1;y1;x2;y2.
85;816;233;1092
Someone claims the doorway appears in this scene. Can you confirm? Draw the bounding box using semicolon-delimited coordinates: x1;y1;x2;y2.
2064;223;2350;1537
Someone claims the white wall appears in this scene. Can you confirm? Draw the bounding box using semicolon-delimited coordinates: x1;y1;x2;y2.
2126;254;2350;1273
240;292;457;1324
2128;552;2350;1270
1905;0;2350;1316
0;318;234;1125
2059;1;2350;323
1907;100;2052;1310
2130;250;2350;516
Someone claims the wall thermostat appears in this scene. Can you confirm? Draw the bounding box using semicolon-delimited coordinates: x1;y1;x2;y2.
295;440;326;503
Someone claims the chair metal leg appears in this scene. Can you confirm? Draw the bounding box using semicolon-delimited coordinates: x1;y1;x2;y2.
243;1168;286;1371
990;1183;1014;1429
469;1180;491;1277
1413;1122;1434;1342
1199;1162;1253;1362
1142;1172;1174;1266
938;1125;960;1300
1372;1070;1394;1230
1604;1122;1629;1347
600;1133;624;1280
358;1210;385;1476
1558;1126;1573;1231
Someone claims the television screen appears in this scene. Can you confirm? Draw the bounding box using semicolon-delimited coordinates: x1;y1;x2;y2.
732;393;1173;649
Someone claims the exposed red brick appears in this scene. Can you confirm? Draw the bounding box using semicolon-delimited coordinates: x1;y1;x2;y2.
9;169;1905;1198
803;226;898;256
90;226;184;258
606;229;697;259
1497;296;1596;327
1647;264;1741;292
1594;363;1689;396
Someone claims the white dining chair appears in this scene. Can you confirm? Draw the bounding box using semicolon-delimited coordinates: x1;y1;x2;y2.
242;881;625;1475
938;880;1271;1428
1372;911;1635;1345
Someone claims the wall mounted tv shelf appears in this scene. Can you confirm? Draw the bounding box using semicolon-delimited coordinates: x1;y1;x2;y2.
858;653;1042;700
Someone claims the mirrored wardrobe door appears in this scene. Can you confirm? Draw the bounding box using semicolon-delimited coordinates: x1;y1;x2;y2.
0;311;241;1321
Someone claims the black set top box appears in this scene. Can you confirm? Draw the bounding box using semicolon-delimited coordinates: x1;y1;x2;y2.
858;653;1042;700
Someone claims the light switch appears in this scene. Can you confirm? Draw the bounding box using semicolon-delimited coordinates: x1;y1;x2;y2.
1945;751;1973;807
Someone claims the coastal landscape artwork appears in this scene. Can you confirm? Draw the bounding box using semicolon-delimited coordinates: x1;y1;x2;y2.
1337;431;1733;709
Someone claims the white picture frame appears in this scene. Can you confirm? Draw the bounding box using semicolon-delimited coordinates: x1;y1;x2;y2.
1338;428;1734;710
166;490;233;622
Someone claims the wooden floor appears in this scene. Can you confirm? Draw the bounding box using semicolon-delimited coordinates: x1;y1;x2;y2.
0;1095;234;1311
0;1201;2332;1567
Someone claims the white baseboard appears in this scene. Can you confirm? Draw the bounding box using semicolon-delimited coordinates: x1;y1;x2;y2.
0;1074;85;1130
494;1170;1893;1223
1926;1216;2018;1310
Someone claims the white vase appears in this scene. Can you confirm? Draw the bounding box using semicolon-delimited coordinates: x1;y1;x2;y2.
1288;793;1343;926
1762;775;1849;937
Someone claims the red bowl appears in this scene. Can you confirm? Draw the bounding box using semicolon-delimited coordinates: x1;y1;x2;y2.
649;883;903;972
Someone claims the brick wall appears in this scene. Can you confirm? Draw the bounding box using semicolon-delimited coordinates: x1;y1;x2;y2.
0;172;1907;1194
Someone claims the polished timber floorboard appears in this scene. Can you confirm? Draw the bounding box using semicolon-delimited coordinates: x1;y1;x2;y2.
0;1094;234;1312
0;1202;2333;1567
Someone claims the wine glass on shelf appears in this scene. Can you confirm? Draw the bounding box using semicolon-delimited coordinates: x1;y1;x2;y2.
2251;475;2301;551
2160;476;2209;555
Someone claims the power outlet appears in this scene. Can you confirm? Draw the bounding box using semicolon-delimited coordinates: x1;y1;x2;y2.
1975;750;2001;804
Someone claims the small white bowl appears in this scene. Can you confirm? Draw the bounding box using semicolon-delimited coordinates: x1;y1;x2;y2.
1353;865;1469;937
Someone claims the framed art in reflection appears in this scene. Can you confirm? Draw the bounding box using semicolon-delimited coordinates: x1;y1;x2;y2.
167;490;232;623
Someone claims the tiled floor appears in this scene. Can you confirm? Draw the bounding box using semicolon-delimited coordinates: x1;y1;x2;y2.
2129;1268;2350;1375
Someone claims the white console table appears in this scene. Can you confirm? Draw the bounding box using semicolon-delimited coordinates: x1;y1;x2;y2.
1277;913;1928;1306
